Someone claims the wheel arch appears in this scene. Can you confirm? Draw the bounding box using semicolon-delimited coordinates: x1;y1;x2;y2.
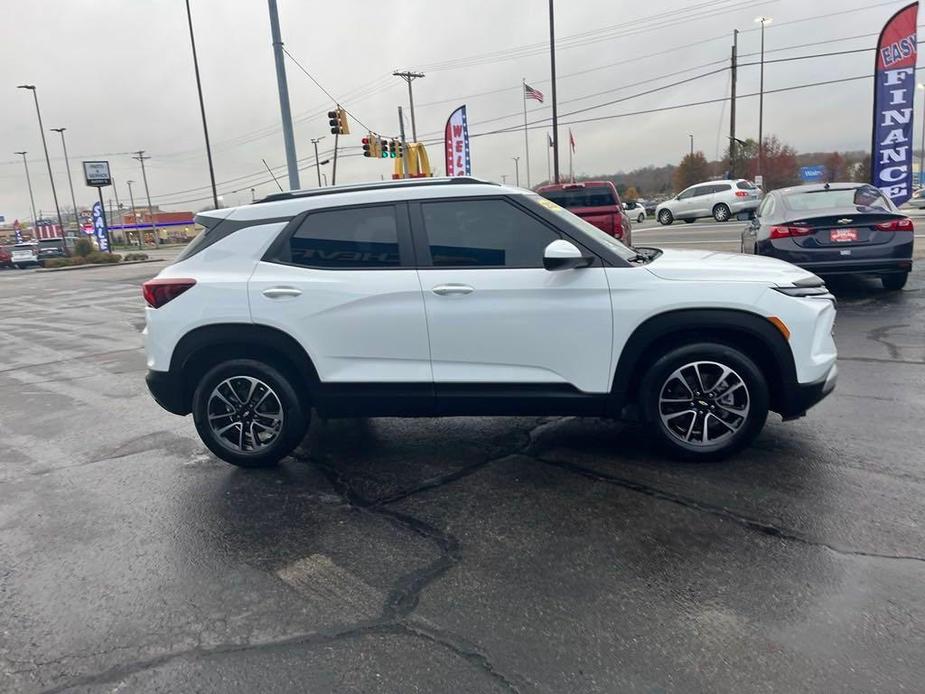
610;308;798;418
170;323;320;413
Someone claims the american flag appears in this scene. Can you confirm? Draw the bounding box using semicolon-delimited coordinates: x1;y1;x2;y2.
524;83;544;102
569;128;576;152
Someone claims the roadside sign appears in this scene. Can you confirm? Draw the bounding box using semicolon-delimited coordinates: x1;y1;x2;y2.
800;165;825;183
754;174;764;188
83;161;112;187
91;201;110;252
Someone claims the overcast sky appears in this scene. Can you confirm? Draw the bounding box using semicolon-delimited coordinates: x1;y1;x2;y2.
0;0;911;220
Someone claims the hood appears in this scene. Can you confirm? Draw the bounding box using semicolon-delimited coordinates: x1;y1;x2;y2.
644;248;818;286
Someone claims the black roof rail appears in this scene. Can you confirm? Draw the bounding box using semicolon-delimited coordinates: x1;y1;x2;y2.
255;176;498;204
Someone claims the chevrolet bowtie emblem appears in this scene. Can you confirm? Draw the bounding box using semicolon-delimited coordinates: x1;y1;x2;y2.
837;218;853;224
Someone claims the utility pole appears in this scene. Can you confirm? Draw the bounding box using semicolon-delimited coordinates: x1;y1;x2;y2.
18;85;66;244
185;0;219;209
310;137;324;187
755;16;773;180
548;0;560;183
251;187;257;202
14;151;38;230
393;71;425;141
50;128;81;233
398;107;410;178
501;174;508;184
689;134;694;158
132;151;158;245
267;0;300;190
126;179;141;249
512;156;520;186
918;83;925;188
729;29;738;177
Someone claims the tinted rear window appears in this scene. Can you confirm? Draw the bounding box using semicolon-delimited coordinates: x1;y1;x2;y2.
540;187;617;208
782;186;891;212
713;184;732;193
736;180;756;190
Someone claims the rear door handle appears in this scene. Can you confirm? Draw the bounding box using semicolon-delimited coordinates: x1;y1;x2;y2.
431;284;474;296
262;286;302;299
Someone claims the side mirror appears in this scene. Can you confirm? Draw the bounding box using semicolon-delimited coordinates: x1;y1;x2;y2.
544;239;594;271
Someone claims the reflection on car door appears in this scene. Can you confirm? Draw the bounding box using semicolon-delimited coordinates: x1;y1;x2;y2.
412;198;613;394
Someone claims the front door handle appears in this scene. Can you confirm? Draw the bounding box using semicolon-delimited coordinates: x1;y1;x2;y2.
432;284;474;296
262;286;302;299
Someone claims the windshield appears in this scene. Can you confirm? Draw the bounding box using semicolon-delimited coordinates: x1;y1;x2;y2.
523;193;637;261
783;186;892;212
538;187;617;209
13;244;36;251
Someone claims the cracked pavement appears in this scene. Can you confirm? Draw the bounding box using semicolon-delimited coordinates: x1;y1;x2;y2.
0;260;923;693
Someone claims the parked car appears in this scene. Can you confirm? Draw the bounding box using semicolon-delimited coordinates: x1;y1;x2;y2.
623;200;646;224
741;182;914;290
0;246;12;268
644;199;661;216
143;177;836;467
535;181;631;245
11;242;40;268
37;239;66;262
907;188;925;209
656;179;762;224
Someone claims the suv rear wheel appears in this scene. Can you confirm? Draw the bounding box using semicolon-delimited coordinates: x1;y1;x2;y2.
881;272;908;291
192;359;308;467
640;343;769;460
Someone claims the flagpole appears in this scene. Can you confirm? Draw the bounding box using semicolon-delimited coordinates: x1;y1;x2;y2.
546;134;551;184
522;78;531;188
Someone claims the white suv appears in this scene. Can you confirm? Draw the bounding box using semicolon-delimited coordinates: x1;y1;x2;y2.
656;179;762;224
143;177;837;467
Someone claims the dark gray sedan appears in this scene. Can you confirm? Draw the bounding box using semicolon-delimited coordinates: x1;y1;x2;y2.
741;183;914;290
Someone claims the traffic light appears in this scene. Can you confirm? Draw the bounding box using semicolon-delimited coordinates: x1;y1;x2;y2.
362;135;371;157
379;138;389;158
362;133;380;158
328;107;350;135
388;139;400;158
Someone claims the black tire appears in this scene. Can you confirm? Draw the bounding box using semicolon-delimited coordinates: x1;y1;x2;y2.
14;264;22;270
640;343;769;461
881;273;908;291
713;203;731;222
637;213;645;224
192;358;308;467
658;210;673;225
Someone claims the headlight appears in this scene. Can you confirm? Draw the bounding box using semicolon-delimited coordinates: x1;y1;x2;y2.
773;286;830;298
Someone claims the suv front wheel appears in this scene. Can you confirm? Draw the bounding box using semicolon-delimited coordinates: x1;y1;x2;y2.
657;209;673;225
640;343;769;460
192;359;309;467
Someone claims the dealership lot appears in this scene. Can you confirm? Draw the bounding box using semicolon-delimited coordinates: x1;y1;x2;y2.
1;238;924;692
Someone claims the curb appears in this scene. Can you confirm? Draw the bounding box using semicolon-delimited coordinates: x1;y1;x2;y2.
36;259;165;273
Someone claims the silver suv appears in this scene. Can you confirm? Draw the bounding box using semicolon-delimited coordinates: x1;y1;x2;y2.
656;179;762;225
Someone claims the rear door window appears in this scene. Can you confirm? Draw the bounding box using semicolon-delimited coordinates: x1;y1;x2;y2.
285;205;404;269
691;185;714;197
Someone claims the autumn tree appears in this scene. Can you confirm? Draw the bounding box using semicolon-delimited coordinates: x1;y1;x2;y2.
722;138;759;179
823;152;846;182
623;185;641;201
673;152;710;191
745;135;799;191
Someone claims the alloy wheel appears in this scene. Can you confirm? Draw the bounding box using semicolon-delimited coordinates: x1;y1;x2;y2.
657;360;750;447
207;376;284;452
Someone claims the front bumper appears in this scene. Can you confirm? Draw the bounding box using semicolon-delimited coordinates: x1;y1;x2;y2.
146;370;190;416
778;363;837;421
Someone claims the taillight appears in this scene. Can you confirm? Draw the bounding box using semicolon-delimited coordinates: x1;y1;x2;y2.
874;217;914;232
735;191;748;197
769;225;813;239
143;278;196;308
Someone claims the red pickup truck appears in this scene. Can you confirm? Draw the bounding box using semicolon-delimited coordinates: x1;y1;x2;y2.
535;181;631;245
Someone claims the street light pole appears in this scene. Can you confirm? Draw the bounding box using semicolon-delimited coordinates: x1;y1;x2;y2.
50;128;80;233
14;151;38;230
126;180;141;249
185;0;219;209
754;16;773;179
267;0;300;191
310;137;325;187
512;156;520;187
689;134;694;158
548;0;560;183
393;71;425;142
18;85;66;242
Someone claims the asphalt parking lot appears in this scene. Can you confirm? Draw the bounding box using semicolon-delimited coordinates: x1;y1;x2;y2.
1;235;924;692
